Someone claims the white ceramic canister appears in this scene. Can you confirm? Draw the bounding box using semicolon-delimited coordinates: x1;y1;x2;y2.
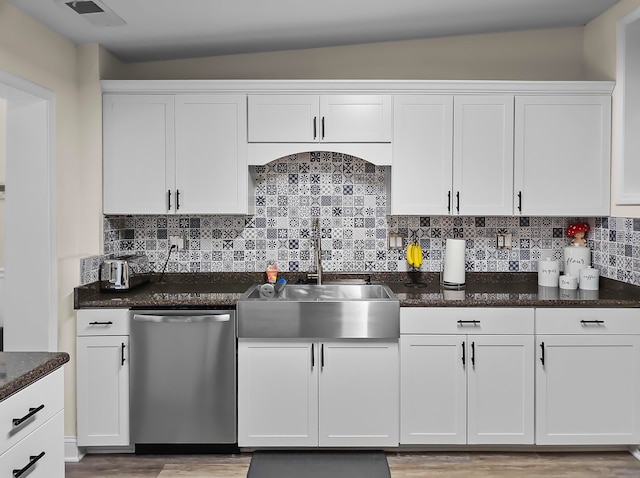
538;259;559;287
563;245;591;284
559;274;578;290
579;267;600;290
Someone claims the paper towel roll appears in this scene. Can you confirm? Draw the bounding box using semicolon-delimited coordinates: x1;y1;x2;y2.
538;259;559;287
579;267;600;290
442;239;466;288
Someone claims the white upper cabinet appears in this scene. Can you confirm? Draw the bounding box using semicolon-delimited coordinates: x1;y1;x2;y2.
392;95;454;215
103;95;174;215
175;95;248;215
453;96;514;216
514;95;611;216
392;95;513;215
248;94;392;143
103;94;249;215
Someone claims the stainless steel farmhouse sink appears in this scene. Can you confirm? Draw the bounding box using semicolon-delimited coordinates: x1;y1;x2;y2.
237;283;399;339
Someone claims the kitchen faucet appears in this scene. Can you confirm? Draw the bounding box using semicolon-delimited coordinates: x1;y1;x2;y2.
307;217;323;285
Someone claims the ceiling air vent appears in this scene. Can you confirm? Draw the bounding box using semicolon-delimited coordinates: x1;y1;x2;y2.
65;1;104;14
61;0;126;26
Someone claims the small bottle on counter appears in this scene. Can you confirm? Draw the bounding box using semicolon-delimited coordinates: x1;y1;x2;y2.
266;261;278;284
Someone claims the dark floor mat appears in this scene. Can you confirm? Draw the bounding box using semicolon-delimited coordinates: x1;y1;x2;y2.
247;450;390;478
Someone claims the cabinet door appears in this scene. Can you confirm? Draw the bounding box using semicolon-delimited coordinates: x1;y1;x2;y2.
319;341;398;447
103;95;174;215
467;335;534;444
514;95;611;216
0;411;64;478
320;95;392;142
76;335;129;446
454;96;514;216
175;95;248;214
392;95;454;215
247;95;319;142
536;335;640;445
400;335;466;445
238;340;318;447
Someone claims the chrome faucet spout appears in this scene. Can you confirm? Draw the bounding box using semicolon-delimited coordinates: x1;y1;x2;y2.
307;218;323;285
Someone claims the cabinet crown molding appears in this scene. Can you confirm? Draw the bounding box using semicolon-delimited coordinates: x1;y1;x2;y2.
101;79;615;96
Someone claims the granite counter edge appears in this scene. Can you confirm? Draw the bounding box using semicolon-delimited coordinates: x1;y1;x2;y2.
0;353;70;402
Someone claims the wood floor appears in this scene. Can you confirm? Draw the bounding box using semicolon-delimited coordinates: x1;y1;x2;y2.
65;451;640;477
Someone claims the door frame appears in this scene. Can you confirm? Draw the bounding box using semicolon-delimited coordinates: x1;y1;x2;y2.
0;70;57;351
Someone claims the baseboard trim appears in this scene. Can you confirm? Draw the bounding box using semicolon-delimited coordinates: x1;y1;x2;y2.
65;436;85;463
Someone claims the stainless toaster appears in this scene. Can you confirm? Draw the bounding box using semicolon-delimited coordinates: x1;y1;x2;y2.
100;254;150;291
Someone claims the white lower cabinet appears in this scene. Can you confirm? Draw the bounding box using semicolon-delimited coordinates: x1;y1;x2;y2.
400;308;535;445
535;308;640;445
0;369;65;478
238;339;398;447
76;309;130;447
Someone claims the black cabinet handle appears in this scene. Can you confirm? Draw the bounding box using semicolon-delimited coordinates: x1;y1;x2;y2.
321;343;325;369
89;321;113;326
540;342;545;366
471;341;476;366
12;404;45;427
313;116;317;139
167;189;172;211
176;189;180;210
311;343;315;368
461;341;466;366
121;342;126;366
456;191;460;213
457;320;480;326
13;451;45;478
321;117;325;139
517;191;522;212
447;191;451;213
580;320;604;325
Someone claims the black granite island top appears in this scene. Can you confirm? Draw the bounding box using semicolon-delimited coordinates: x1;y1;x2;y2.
0;352;70;401
75;272;640;309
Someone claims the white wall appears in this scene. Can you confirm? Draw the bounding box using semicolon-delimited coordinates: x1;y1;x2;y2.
0;98;5;269
584;0;640;218
114;27;586;81
0;0;103;437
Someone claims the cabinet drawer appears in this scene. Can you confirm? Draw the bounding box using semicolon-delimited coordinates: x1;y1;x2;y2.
77;309;130;336
401;308;534;335
536;308;640;334
0;411;64;478
0;369;63;454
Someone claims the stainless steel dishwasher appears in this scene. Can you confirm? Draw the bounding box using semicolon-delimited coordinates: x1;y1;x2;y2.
130;309;237;453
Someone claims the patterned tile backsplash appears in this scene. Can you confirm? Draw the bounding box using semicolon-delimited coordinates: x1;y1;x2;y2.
80;152;640;287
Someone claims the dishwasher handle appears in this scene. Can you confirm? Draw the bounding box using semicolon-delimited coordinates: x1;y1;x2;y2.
132;313;231;323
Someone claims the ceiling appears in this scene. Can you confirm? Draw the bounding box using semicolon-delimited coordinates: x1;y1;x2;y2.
8;0;621;63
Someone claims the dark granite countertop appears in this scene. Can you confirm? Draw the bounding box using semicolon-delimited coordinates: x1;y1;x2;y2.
0;352;70;401
74;272;640;309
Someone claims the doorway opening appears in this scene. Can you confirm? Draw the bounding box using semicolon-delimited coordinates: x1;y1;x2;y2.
0;70;57;351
